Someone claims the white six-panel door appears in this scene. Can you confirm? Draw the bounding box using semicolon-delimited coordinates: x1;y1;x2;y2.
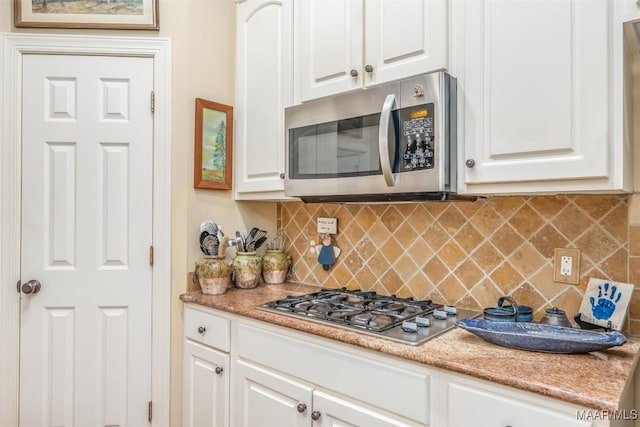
20;54;154;427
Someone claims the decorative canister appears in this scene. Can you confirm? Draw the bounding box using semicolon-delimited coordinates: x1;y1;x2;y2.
195;255;231;295
232;251;262;289
261;250;291;284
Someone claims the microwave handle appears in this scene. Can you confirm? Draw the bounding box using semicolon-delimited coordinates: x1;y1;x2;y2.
379;94;397;187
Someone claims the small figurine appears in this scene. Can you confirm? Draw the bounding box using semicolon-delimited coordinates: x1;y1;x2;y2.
317;234;336;271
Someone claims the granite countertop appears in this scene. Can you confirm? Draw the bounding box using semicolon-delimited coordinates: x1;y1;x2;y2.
180;283;640;412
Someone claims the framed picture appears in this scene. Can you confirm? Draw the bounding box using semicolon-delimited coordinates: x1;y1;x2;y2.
14;0;159;30
194;98;233;190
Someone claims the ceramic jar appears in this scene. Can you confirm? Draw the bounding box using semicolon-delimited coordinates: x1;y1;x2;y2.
232;251;262;289
261;250;291;284
194;255;231;295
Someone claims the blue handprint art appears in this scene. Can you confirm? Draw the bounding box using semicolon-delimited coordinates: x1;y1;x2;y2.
590;282;621;320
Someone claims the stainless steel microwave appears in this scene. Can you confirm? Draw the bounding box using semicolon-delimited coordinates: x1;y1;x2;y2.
284;72;466;203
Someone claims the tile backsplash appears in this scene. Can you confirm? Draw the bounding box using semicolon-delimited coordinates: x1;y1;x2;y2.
278;194;640;333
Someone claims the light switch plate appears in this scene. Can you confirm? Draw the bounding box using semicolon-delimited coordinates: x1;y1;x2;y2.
553;248;580;285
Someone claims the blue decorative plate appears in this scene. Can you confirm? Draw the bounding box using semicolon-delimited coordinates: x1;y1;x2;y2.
456;318;626;354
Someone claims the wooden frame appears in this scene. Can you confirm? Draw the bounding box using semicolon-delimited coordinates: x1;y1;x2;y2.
194;98;233;190
14;0;159;30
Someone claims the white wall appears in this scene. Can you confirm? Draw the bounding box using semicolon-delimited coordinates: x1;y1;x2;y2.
0;1;277;425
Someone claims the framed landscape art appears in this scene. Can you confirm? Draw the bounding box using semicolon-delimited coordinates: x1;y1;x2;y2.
14;0;159;30
194;98;233;190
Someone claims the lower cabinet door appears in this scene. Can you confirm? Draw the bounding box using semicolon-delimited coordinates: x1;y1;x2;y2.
447;382;593;427
234;359;312;427
183;339;229;427
312;390;421;427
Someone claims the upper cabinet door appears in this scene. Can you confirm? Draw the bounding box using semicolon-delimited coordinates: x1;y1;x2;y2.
454;0;629;193
296;0;364;102
235;0;292;198
364;0;447;88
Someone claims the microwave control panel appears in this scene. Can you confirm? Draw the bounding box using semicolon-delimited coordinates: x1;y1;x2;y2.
400;103;435;171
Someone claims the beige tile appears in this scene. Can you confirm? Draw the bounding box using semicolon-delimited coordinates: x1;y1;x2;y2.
509;242;546;277
629;288;640;319
551;204;593;242
573;195;622;220
630;226;640;257
422;201;449;219
454;223;484;254
491;196;526;219
341;222;365;248
473;242;504;272
490;262;524;294
423;223;449;251
354;265;376;289
470;279;503;309
438;205;467;235
600;203;628;244
407;238;434;266
331;263;353;287
404;274;435;300
599;248;628;283
394;222;419;246
511;282;546;312
368;221;392;247
529;265;569;301
509;204;545;239
380;269;404;295
437;241;466;269
456;294;482;311
423;257;448;285
454;260;484;290
530;224;569;259
529;195;570;219
355;206;378;231
407;205;434;231
630;257;640;286
381;206;404;233
492;224;524;257
576;225;621;264
368;252;390;279
469;204;504;237
381;238;404;264
393;254;419;282
353;237;377;262
437;274;467;305
629;194;640;225
548;287;584;321
456;199;485;217
342;251;364;274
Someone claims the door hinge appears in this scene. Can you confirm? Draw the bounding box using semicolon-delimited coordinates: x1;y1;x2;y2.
150;91;155;113
149;246;154;266
148;401;152;422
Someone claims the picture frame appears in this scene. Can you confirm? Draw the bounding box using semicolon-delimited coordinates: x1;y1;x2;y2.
194;98;233;190
14;0;159;30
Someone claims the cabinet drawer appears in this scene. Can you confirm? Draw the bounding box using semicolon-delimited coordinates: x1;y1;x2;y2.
448;381;592;427
184;305;230;352
237;322;430;425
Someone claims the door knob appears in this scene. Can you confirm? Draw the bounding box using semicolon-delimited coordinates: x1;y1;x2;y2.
21;280;41;294
311;411;321;421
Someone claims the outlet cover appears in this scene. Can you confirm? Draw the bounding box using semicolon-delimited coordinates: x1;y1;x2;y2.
553;248;580;285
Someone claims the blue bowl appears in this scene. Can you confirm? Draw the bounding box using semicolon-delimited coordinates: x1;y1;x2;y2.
484;296;533;322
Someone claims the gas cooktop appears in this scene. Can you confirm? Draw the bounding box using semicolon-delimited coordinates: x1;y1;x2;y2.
256;288;481;346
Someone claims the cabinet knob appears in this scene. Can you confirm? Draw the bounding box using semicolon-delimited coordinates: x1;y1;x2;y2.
296;403;307;413
279;172;285;179
215;366;223;375
197;326;206;334
465;159;476;168
350;69;358;77
364;64;373;73
311;411;321;421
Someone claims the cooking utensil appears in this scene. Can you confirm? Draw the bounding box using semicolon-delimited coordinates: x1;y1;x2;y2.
253;236;267;250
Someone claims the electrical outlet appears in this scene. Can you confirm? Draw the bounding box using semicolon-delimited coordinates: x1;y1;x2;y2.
553;248;580;285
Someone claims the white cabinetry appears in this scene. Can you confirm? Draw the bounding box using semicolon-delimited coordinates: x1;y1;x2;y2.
443;373;615;427
235;0;292;199
453;0;634;194
182;306;230;427
182;303;626;427
233;322;427;426
295;0;447;103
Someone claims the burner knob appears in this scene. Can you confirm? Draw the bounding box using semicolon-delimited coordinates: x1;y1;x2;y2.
311;411;321;421
297;403;307;413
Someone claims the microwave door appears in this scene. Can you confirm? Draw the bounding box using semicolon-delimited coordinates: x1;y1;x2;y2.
378;94;398;187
